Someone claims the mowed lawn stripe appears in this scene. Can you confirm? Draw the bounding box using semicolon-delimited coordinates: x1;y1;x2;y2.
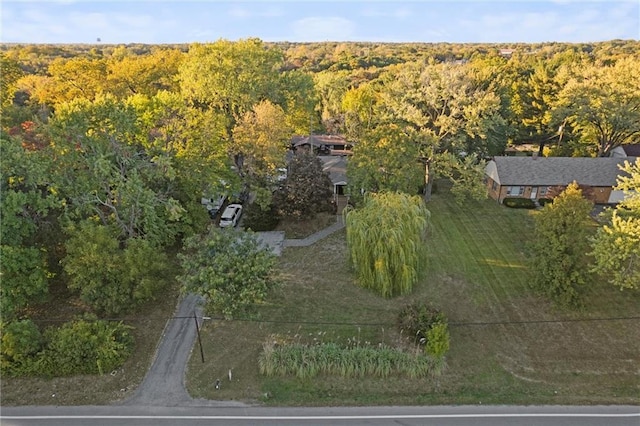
427;196;526;319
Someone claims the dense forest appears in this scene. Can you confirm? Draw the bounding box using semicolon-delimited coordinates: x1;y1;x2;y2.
1;39;639;377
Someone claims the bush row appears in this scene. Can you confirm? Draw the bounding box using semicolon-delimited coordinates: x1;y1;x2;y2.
502;197;537;209
1;317;133;377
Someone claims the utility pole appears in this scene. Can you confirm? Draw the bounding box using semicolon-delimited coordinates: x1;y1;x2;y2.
193;311;205;363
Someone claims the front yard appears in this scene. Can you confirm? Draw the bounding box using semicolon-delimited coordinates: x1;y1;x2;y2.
186;189;640;405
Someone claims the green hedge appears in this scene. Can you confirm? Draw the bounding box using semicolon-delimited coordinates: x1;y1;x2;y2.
503;197;536;209
1;317;133;377
538;198;554;207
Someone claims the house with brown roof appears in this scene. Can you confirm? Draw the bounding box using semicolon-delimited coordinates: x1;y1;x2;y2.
291;134;353;155
485;156;636;204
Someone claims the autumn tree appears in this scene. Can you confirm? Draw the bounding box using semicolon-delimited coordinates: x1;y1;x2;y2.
590;158;640;290
106;48;184;98
0;53;24;107
530;182;594;306
231;100;292;190
345;192;429;298
41;57;108;106
274;151;334;220
178;39;284;125
178;227;279;319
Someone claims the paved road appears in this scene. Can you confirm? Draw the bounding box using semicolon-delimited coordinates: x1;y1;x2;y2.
2;405;639;426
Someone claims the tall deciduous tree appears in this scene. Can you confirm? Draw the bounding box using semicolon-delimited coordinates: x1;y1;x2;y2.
178;227;279;319
178;39;284;124
347;123;424;198
590;158;640;290
367;61;504;200
48;95;184;246
531;182;594;306
557;57;640;157
345;192;429;298
106;48;184;98
231;100;292;186
0;53;24;107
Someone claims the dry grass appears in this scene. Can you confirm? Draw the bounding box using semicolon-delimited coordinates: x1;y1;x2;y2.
186;190;640;406
274;212;337;239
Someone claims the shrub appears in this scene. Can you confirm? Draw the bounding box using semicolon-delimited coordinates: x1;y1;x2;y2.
243;202;280;231
425;322;450;359
0;319;43;375
40;317;134;376
537;198;553;207
502;197;536;209
397;302;446;345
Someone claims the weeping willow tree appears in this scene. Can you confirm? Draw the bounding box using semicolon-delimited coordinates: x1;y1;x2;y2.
345;192;430;297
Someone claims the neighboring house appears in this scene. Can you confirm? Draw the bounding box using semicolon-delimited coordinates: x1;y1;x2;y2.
485;156;636;204
291;134;353;155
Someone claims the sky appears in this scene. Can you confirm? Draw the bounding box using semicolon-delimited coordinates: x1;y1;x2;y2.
1;0;638;45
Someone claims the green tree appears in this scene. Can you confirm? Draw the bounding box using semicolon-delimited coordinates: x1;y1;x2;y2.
370;61;504;200
178;227;279;319
179;39;284;123
557;57;640;157
0;134;59;318
531;182;594;306
313;69;352;133
345;192;429;297
347;123;424;199
434;152;488;204
49;95;185;246
274;151;334;219
63;221;169;316
590;158;640;290
0;319;43;374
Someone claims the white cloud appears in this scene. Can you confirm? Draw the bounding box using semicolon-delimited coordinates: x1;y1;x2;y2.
228;7;251;18
291;16;356;41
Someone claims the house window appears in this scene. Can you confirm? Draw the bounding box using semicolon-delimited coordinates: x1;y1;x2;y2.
507;186;525;196
492;181;498;191
539;186;548;197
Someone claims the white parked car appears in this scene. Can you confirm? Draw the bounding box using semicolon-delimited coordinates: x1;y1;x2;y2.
219;204;243;228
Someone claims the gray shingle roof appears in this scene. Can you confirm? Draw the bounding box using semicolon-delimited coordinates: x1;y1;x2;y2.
487;156;636;187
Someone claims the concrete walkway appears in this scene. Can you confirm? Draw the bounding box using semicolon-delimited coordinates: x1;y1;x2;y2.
283;215;345;247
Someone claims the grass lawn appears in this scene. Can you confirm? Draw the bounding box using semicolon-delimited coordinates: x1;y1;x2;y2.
186;189;640;406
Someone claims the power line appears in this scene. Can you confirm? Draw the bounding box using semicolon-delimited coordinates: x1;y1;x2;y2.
27;315;640;328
